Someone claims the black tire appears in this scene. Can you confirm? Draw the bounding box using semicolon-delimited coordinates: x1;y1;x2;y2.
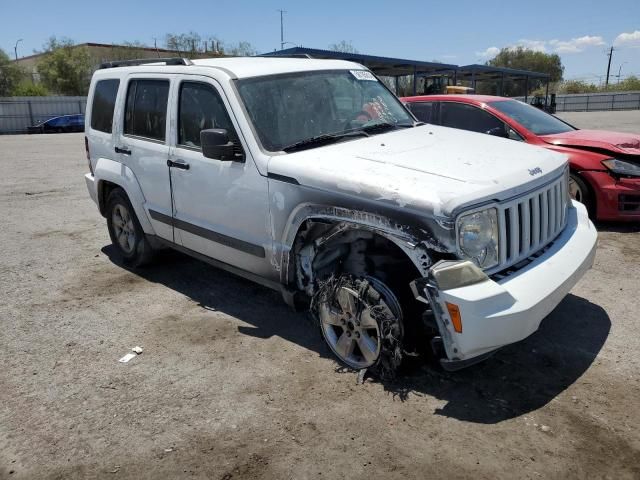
106;188;154;267
569;172;595;216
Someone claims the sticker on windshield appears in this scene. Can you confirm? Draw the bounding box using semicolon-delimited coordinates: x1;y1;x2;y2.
350;70;377;81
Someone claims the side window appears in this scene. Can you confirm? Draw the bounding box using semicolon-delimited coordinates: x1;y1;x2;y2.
440;102;505;134
406;102;435;123
124;79;169;141
178;82;235;149
90;79;119;133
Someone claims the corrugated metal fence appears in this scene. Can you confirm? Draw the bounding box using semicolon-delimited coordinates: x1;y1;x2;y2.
554;91;640;112
0;96;86;134
514;91;640;112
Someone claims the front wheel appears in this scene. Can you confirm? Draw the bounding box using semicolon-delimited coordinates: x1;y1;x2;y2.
314;275;403;378
106;188;154;267
569;172;594;215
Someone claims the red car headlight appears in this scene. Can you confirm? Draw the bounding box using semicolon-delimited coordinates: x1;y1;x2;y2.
602;159;640;178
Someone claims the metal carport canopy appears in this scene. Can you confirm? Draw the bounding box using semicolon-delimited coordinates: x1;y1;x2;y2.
456;64;550;80
455;64;550;99
259;47;457;77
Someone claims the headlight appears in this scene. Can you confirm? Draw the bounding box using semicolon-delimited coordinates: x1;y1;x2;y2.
457;208;499;269
602;159;640;178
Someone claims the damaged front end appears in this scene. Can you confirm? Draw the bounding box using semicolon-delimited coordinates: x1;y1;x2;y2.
287;213;456;378
411;260;496;371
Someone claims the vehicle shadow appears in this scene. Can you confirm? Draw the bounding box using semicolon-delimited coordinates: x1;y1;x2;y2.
386;294;610;423
594;221;640;233
101;245;329;358
103;246;610;424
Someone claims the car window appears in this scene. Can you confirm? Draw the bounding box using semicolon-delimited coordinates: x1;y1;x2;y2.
178;82;235;149
91;79;119;133
488;100;575;135
124;79;169;141
406;102;435;123
440;102;505;134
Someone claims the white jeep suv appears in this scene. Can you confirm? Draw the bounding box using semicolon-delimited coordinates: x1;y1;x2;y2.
84;57;597;375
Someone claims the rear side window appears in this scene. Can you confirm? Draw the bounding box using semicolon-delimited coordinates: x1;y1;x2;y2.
178;82;235;148
90;79;119;133
124;79;170;141
407;102;435;123
440;102;504;134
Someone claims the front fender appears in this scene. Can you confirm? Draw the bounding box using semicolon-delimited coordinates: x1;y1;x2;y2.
93;157;155;235
277;203;434;285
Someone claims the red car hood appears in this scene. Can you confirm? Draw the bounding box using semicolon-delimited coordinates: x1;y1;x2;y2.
540;129;640;156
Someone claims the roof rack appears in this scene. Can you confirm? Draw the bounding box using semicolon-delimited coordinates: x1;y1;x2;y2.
98;57;193;69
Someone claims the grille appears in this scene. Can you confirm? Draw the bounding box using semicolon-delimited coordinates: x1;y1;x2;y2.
494;173;569;273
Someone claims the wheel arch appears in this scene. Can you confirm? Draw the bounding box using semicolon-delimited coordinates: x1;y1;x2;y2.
278;205;438;295
93;157;155;235
569;169;597;216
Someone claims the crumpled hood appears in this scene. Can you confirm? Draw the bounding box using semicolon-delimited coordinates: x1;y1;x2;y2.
268;124;567;217
540;129;640;156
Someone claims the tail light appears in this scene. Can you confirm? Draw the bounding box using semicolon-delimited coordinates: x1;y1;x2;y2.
85;136;94;175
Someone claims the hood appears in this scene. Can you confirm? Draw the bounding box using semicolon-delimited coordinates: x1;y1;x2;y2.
267;125;567;217
540;129;640;156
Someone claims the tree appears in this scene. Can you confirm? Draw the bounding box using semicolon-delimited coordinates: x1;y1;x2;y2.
165;31;203;55
225;41;257;57
558;80;598;94
0;48;24;96
488;47;564;82
328;40;358;54
482;47;564;96
609;75;640;92
37;38;93;95
11;81;48;96
163;32;254;56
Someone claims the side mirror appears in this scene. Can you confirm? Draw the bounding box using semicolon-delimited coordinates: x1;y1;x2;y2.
201;129;244;162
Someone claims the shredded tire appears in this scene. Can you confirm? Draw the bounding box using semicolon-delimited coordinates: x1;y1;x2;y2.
312;274;403;381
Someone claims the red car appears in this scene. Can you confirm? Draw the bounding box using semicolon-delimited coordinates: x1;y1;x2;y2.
401;95;640;221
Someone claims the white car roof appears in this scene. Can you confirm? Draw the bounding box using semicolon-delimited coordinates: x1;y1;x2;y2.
190;57;365;79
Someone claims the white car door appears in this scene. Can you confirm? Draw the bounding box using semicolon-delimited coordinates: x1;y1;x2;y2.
166;76;271;277
115;74;174;241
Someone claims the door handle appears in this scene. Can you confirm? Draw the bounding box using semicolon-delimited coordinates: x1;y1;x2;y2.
115;146;131;155
167;159;190;170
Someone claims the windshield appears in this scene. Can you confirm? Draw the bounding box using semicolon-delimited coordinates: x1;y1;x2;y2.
489;99;575;136
236;70;416;152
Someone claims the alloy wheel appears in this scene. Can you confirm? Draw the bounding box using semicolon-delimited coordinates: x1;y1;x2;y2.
112;203;136;254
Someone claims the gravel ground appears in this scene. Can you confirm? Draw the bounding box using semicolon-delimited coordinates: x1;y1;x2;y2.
557;110;640;133
0;123;639;479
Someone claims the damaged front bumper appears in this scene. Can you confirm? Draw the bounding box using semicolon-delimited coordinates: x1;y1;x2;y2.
412;201;597;371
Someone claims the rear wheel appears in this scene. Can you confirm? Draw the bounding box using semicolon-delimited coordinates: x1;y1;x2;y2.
106;188;154;267
315;275;403;377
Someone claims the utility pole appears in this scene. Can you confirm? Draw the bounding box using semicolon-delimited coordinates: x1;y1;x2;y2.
616;62;627;84
277;9;286;50
14;39;23;62
605;46;614;88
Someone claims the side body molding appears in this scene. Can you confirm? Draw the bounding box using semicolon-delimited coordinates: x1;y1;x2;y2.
93;157;156;235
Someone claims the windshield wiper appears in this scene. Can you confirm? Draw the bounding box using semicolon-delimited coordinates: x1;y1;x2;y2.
282;130;369;153
360;121;416;134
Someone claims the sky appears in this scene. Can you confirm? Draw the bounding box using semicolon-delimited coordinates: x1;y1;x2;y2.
2;0;639;84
